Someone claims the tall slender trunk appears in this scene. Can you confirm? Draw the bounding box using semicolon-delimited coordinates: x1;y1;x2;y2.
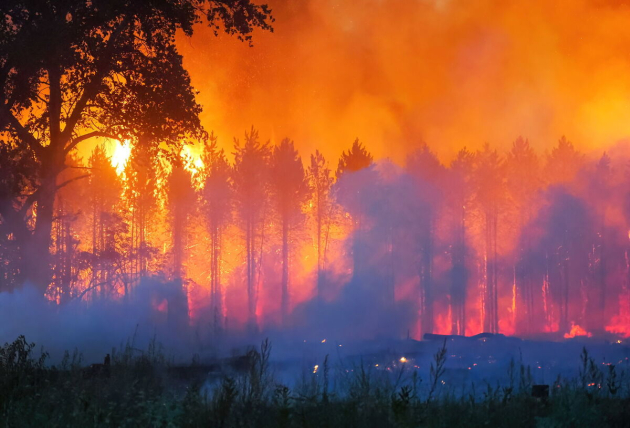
246;215;257;331
316;200;323;302
211;226;222;333
493;208;498;333
483;208;498;334
420;213;434;335
281;215;289;326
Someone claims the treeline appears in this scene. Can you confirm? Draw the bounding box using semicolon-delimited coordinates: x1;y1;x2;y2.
2;131;630;338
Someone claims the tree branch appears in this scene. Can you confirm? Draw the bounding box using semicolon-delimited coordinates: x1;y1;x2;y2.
57;173;90;190
65;131;119;154
48;65;62;145
60;15;133;143
0;108;44;158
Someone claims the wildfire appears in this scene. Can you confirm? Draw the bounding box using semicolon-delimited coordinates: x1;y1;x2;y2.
181;145;204;176
563;323;592;339
109;140;131;175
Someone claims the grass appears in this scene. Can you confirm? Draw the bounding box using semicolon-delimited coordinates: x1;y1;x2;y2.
1;336;629;427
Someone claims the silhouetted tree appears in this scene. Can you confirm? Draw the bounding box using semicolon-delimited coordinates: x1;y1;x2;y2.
308;150;335;302
587;152;612;331
336;139;375;281
447;148;475;335
533;188;592;334
406;144;445;336
0;139;37;291
0;0;273;292
124;141;158;283
88;145;123;299
545;136;584;186
269;139;310;325
167;159;195;281
200;133;232;332
50;151;87;303
336;138;374;179
475;144;505;333
506;137;540;331
233;127;271;331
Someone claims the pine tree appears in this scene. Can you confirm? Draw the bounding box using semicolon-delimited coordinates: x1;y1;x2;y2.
270;139;310;325
406;144;446;336
200;134;232;332
233;127;271;331
475;144;505;334
124;141;157;284
335;139;375;283
88;145;122;300
448;148;475;335
308;150;335;303
505;137;540;331
167;159;195;281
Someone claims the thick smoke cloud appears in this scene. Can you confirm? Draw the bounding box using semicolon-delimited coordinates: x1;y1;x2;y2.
178;0;630;163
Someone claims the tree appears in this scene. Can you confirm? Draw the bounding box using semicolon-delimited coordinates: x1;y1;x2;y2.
587;152;612;331
200;133;232;332
233;127;271;331
269;138;310;325
124;141;158;282
475;144;505;334
544;136;584;186
167;159;195;281
406;144;445;336
0;139;38;291
0;0;273;292
308;150;335;302
335;138;375;280
88;145;122;299
534;188;592;334
336;138;374;179
49;150;87;303
447;148;475;335
505;137;540;331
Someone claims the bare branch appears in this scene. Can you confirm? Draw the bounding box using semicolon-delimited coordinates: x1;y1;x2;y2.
56;173;90;190
60;15;133;143
0;108;44;158
65;130;118;154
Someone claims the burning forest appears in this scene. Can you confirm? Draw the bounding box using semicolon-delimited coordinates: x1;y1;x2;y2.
2;0;630;346
3;0;630;426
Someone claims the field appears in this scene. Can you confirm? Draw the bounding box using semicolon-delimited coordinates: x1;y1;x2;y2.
2;335;630;428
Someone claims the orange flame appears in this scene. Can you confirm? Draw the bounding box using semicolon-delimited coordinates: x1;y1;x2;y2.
564;322;592;339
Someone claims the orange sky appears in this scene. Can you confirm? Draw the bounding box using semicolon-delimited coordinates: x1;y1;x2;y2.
176;0;630;164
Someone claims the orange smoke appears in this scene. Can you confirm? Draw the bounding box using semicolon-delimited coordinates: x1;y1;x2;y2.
178;0;630;164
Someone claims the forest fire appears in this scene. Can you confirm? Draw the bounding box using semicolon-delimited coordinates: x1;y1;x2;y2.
14;132;630;342
2;0;630;350
6;1;630;425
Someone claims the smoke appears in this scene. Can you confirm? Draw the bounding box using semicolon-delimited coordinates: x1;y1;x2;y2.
178;0;630;164
0;279;193;363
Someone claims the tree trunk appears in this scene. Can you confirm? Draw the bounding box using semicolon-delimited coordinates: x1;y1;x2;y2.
281;215;289;326
24;161;57;291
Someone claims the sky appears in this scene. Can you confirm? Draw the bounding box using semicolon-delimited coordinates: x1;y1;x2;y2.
176;0;630;165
